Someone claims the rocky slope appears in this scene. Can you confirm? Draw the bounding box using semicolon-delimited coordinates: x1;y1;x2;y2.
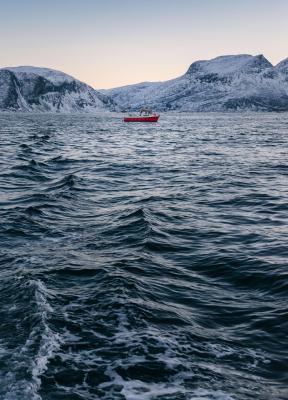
0;66;116;112
105;54;288;112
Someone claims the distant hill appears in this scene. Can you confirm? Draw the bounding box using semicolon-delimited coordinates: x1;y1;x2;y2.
0;66;117;112
104;54;288;112
1;56;288;113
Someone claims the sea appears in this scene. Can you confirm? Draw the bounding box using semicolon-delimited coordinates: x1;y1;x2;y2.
0;112;287;400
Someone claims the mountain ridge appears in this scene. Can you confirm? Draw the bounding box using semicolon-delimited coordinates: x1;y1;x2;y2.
105;54;288;112
0;66;117;112
1;54;288;112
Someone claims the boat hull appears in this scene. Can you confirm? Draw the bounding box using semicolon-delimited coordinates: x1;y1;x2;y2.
123;115;160;123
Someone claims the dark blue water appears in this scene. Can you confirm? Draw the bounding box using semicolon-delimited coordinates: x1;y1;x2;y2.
0;112;288;400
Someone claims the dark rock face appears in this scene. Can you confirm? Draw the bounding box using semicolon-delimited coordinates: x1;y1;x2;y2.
105;54;288;112
224;95;288;112
0;67;117;112
0;70;20;109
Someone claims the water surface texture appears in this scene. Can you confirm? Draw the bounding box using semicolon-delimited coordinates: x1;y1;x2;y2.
0;113;288;400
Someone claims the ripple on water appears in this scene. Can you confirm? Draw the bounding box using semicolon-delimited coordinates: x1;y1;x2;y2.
0;112;288;400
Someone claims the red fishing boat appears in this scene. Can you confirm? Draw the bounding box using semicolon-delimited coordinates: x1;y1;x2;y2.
124;114;159;123
123;108;160;123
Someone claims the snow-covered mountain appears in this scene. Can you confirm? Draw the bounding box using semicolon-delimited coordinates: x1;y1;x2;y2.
275;58;288;75
105;54;288;111
2;56;288;113
0;66;117;112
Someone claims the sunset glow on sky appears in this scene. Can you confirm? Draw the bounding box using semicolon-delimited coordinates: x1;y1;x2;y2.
1;0;288;88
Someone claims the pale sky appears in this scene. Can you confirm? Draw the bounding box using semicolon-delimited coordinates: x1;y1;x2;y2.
1;0;288;88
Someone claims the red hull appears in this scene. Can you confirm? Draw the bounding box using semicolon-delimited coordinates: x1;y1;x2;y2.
123;115;160;123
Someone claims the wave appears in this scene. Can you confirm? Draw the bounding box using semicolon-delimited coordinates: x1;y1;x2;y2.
1;112;288;399
1;279;60;400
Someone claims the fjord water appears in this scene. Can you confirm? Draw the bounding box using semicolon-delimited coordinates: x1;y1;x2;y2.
0;112;287;400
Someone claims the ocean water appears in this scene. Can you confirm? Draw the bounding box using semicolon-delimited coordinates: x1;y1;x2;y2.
0;112;287;400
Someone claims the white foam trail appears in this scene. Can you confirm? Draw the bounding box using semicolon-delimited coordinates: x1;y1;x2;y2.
31;280;62;393
190;389;235;400
100;368;234;400
94;312;230;400
3;279;61;400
